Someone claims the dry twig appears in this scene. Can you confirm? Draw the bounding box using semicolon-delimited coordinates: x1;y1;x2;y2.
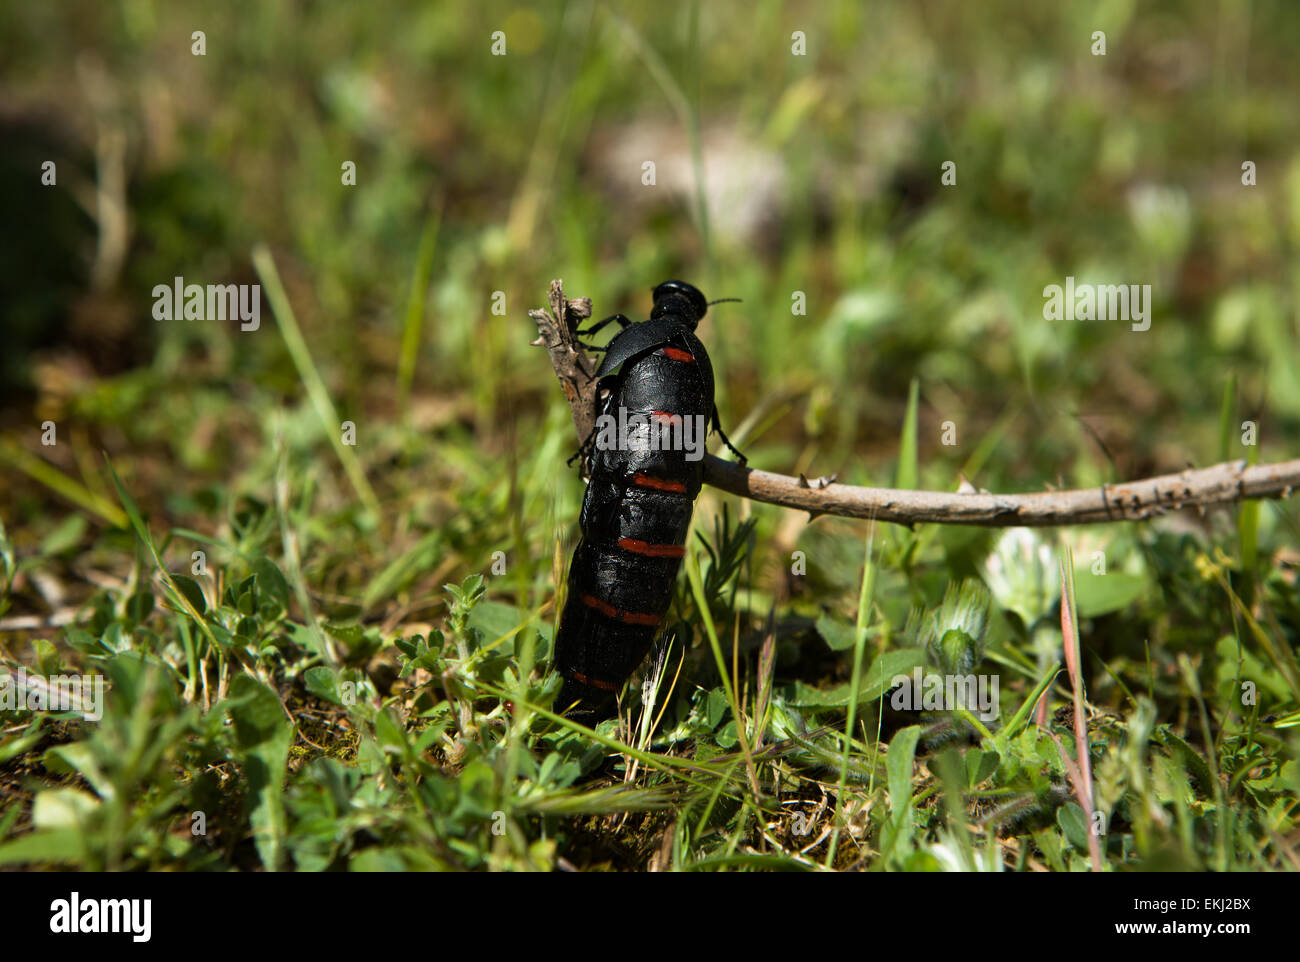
531;280;1299;527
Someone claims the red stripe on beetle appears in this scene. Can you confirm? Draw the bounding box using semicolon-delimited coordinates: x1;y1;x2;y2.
632;471;686;493
569;670;619;692
580;592;662;626
660;347;695;363
618;538;686;559
651;410;680;424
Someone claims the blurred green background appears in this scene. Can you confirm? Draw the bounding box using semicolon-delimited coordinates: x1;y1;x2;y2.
1;0;1299;871
4;0;1298;521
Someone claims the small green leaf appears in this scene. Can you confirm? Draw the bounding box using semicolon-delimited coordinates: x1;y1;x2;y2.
254;555;291;610
815;613;858;651
42;743;114;799
171;574;207;616
225;674;291;870
1057;801;1090;852
1157;729;1217;798
467;601;527;656
227;673;288;748
0;719;45;764
705;688;728;728
350;847;409;872
323;621;366;645
965;749;1000;788
35;638;61;676
39;515;88;557
0;829;83;866
1072;572;1145;617
887;726;921;815
304;666;341;705
716;720;739;748
788;648;928;707
860;648;930;703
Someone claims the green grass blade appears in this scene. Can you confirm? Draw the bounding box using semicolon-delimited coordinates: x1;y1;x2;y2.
0;440;127;529
896;376;920;490
252;243;380;520
397;208;441;413
1217;373;1236;462
826;519;877;866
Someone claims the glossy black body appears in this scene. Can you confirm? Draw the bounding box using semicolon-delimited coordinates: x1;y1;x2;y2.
554;281;717;718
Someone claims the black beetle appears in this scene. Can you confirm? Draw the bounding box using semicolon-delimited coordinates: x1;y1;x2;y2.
553;280;743;719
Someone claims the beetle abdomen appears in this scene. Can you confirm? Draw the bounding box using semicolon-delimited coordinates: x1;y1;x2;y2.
554;336;713;716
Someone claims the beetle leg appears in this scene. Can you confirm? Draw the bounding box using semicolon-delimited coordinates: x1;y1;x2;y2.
567;423;599;467
711;405;747;464
578;313;632;337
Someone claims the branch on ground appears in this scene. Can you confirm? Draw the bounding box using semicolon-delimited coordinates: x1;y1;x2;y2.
531;279;1299;527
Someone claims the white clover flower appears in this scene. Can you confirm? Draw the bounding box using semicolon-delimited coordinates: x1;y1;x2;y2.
982;527;1059;630
925;831;1004;872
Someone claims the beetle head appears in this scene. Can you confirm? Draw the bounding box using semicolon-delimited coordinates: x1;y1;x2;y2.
650;279;708;327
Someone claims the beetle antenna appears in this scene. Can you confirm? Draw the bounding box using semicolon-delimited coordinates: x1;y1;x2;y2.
707;297;742;306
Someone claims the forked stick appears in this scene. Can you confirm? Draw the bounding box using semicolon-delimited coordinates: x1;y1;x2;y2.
531;280;1299;527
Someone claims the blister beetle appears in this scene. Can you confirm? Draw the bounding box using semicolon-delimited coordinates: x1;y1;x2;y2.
553;280;743;719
